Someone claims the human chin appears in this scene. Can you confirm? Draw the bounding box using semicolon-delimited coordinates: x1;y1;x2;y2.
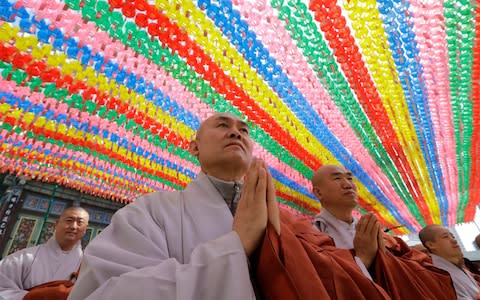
223;143;246;154
226;151;250;166
342;193;357;202
64;235;76;241
452;246;463;256
222;145;246;156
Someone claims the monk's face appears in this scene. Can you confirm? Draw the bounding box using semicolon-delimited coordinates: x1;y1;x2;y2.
313;165;358;209
55;209;89;247
189;113;253;178
427;226;463;262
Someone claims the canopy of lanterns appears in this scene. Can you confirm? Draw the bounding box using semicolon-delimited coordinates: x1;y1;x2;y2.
0;0;479;233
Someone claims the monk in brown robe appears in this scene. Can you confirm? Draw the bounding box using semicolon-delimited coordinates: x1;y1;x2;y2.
253;165;457;300
419;224;480;299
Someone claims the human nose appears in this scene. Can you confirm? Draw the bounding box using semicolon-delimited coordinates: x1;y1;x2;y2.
228;127;242;139
341;179;353;189
71;221;79;229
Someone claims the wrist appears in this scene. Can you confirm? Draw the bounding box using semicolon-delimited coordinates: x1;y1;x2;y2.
356;253;373;268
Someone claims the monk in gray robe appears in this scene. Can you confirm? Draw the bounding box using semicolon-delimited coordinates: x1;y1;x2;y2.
68;113;281;300
0;206;89;300
419;224;480;299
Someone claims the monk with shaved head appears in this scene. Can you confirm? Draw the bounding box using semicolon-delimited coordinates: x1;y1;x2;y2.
419;224;480;299
67;115;459;300
311;166;459;299
312;164;381;276
69;112;280;300
0;206;89;299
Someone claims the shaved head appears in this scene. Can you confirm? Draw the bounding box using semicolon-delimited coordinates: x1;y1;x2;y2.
60;206;89;219
311;165;357;221
189;112;252;181
195;112;248;140
418;224;463;265
311;165;347;188
418;224;441;249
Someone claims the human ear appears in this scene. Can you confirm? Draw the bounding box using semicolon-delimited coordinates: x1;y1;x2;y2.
313;187;322;200
425;240;435;252
189;140;199;157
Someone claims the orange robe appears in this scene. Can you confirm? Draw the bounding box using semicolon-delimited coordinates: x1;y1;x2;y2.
23;271;78;300
255;211;390;300
255;211;457;300
375;238;456;300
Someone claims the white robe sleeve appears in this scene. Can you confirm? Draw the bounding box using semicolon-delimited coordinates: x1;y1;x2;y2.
354;256;373;280
68;201;255;300
0;249;32;300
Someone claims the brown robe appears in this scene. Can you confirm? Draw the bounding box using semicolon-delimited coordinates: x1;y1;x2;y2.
23;271;78;300
255;211;457;300
255;211;390;300
375;238;457;300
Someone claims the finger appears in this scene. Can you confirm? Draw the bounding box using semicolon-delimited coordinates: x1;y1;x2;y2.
257;158;266;169
241;158;259;208
248;157;260;176
356;214;369;234
378;227;385;251
266;169;275;204
372;221;380;239
255;167;267;199
244;158;257;183
266;171;281;235
257;158;270;179
254;166;268;221
355;216;364;233
255;158;266;179
364;214;377;234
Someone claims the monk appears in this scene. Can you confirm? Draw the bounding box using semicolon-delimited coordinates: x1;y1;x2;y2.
311;164;379;277
419;224;480;299
310;164;457;299
0;206;89;300
68;113;281;300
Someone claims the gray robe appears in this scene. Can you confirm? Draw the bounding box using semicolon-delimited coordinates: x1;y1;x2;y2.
431;254;479;300
68;172;255;300
0;236;82;300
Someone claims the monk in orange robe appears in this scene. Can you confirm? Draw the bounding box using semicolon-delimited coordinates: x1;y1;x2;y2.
253;164;457;300
254;210;457;300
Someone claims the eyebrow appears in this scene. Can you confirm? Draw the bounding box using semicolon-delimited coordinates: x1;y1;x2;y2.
215;116;248;128
329;172;353;177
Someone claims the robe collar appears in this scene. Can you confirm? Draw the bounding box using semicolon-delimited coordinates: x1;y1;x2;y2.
47;235;82;255
431;254;479;298
313;208;358;249
314;208;357;230
204;173;243;215
431;253;471;274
